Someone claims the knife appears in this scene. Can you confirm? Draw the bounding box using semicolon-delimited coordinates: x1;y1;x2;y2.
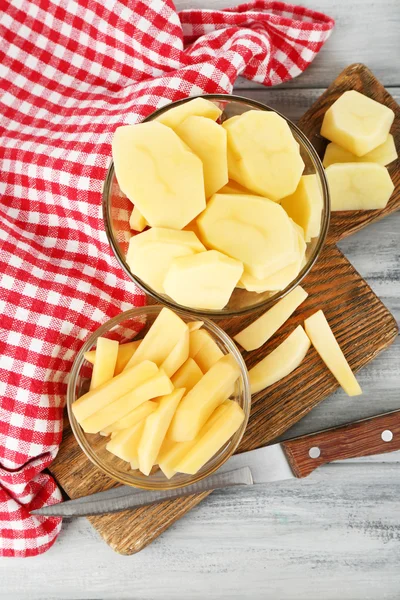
33;408;400;517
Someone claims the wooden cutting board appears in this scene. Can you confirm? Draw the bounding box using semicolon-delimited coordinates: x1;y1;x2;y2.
49;64;399;555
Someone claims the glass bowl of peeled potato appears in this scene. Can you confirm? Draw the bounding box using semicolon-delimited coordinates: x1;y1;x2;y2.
67;305;250;490
103;94;330;317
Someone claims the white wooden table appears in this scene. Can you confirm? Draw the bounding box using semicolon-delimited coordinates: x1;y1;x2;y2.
3;2;399;598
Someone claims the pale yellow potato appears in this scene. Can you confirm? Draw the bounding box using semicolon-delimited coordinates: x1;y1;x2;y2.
249;325;310;394
124;307;188;369
219;180;254;195
240;222;306;293
129;206;148;232
176;116;228;198
168;354;241;442
187;321;204;333
280;174;323;242
158;401;231;479
171;358;203;391
189;329;212;358
234;286;308;351
325;163;394;211
84;340;141;374
72;360;158;423
193;338;224;373
222;111;304;201
175;400;245;475
126;228;206;294
101;400;158;435
160;329;189;377
197;193;297;279
322;135;397;168
112;122;206;229
80;369;173;434
156;97;222;130
89;337;119;390
138;388;185;475
304;310;362;396
164;250;243;311
106;420;145;463
321;90;394;156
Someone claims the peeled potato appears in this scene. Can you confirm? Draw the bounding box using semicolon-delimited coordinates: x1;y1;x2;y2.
325;162;394;211
102;400;158;435
160;329;189;377
176;116;228;198
222;111;304;201
187;321;204;333
193;337;224;373
197;193;297;279
171;358;203;392
126;227;206;294
321;90;394;157
219;180;255;195
323;135;397;168
156;97;222;130
112;122;206;229
163;250;243;310
89;337;119;390
280;174;323;242
106;420;145;463
129;206;148;232
189;329;212;358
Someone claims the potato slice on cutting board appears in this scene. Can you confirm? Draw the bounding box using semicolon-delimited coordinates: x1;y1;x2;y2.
106;420;146;463
88;337;119;390
322;135;398;168
155;97;222;130
222;111;304;201
249;325;311;394
234;285;308;351
176;116;228;198
280;174;323;242
101;400;158;435
138;388;186;475
171;358;203;392
197;193;297;279
112;122;206;229
321;90;394;156
325;163;394;211
169;354;241;442
175;400;245;475
126;228;206;294
129;206;148;232
304;310;362;396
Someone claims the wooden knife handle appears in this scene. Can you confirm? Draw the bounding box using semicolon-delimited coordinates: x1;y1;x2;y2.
282;410;400;478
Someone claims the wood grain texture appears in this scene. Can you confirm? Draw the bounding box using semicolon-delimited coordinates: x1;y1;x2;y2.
48;64;399;555
283;410;400;477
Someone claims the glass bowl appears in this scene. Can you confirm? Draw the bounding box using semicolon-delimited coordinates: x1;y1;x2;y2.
102;94;330;318
67;305;250;490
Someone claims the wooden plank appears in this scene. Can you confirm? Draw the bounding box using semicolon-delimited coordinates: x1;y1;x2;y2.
175;0;400;88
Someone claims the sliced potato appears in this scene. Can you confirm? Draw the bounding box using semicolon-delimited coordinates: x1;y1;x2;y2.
160;329;189;377
187;321;204;333
280;174;323;242
89;337;119;390
322;135;397;168
106;420;145;462
101;400;158;435
171;358;203;392
304;310;362;396
156;98;222;130
84;340;141;375
193;337;224;373
129;206;148;232
189;329;212;358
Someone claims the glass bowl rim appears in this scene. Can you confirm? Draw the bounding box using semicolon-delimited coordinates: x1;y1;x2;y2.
66;304;251;490
102;93;330;318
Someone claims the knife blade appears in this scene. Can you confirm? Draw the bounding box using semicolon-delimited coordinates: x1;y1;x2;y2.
32;408;400;517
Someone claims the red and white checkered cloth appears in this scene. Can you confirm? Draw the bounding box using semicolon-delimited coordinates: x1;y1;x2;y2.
0;0;334;557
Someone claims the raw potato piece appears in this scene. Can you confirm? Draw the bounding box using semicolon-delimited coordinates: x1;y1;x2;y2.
89;337;119;390
126;227;206;294
124;307;188;369
112;122;206;229
322;135;398;167
320;90;395;156
240;222;306;292
138;388;185;475
160;329;189;377
156;97;222;130
280;175;323;242
249;325;311;394
158;401;231;479
187;321;204;332
219;180;255;195
304;310;362;396
194;338;224;373
72;360;158;423
197;194;297;279
325;163;394;211
234;286;308;351
171;358;203;391
175;400;245;475
106;420;145;463
102;400;157;435
80;370;173;433
129;207;148;232
222;111;304;201
164;250;243;310
84;340;141;374
176;116;228;198
169;354;241;441
189;329;212;358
